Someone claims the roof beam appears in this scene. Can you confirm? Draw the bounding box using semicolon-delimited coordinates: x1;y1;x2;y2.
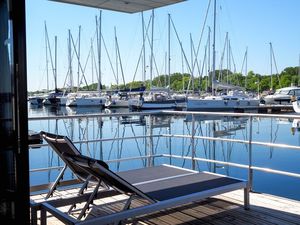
50;0;186;13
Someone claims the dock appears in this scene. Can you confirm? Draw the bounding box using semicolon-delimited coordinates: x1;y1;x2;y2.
257;104;294;113
232;104;294;113
31;188;300;225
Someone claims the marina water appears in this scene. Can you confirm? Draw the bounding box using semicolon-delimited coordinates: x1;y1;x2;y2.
28;104;300;201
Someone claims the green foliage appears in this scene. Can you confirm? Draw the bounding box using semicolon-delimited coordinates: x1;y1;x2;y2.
32;66;300;94
79;83;106;91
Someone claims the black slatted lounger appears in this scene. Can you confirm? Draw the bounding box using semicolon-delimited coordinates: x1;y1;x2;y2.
39;131;109;199
38;152;249;225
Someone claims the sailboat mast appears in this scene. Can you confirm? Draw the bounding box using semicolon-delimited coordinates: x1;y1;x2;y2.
181;41;185;91
270;42;273;91
54;35;57;92
115;26;119;88
68;30;73;91
227;36;229;85
115;27;126;87
150;9;154;88
91;38;94;85
207;26;211;92
142;12;146;83
44;21;49;92
97;10;102;93
165;51;167;87
245;47;248;89
190;33;194;91
168;13;171;88
77;26;81;90
212;0;217;96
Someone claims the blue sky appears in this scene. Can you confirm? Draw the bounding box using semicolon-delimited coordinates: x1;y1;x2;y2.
26;0;300;91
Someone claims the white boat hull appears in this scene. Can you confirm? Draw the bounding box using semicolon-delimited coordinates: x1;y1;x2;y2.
187;98;259;111
292;100;300;113
128;98;178;109
28;96;44;105
66;96;105;107
263;95;292;105
105;99;128;108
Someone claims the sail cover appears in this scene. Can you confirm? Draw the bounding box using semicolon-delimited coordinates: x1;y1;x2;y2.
50;0;186;13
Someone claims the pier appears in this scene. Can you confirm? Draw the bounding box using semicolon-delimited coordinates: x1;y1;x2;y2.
257;104;293;113
226;104;294;113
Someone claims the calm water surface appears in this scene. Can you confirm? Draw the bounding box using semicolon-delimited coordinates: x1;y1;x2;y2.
28;104;300;201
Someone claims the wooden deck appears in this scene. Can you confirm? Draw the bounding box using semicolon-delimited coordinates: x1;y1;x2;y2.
31;189;300;225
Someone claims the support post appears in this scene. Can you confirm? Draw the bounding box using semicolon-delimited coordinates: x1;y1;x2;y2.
191;114;196;170
248;116;254;193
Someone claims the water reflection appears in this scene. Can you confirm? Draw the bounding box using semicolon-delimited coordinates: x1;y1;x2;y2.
28;105;300;201
291;119;300;135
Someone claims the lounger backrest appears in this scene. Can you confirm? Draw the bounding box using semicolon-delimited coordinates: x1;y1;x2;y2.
40;131;81;157
63;153;155;203
40;131;108;181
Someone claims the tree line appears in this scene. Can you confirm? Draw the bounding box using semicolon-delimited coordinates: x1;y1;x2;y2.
107;66;300;93
28;66;300;95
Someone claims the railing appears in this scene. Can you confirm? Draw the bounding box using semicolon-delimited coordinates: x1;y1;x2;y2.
29;110;300;193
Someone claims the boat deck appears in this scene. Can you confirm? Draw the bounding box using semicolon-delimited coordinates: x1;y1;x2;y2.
31;188;300;225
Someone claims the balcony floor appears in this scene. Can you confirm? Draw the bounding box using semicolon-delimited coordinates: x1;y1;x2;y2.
31;188;300;225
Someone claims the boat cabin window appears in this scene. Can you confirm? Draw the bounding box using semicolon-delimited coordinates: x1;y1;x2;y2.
277;89;289;95
288;90;295;95
292;89;300;96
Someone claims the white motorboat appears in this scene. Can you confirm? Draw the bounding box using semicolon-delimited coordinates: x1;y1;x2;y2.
262;86;300;105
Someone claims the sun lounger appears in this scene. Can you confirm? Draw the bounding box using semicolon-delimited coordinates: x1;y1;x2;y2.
39;131;109;199
38;152;249;225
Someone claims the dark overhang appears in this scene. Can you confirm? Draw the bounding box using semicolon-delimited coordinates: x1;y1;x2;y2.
50;0;186;13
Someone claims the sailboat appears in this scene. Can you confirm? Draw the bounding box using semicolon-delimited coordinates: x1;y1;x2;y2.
66;12;106;108
186;0;259;111
42;23;66;106
29;22;53;106
187;80;259;111
128;11;185;110
105;27;130;109
28;94;47;105
128;87;180;110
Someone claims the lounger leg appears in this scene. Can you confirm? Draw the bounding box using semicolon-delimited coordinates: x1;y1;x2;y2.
40;207;47;225
244;187;250;210
123;195;134;211
77;181;101;220
78;175;92;194
46;164;67;199
30;207;38;225
115;195;135;225
68;175;92;214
